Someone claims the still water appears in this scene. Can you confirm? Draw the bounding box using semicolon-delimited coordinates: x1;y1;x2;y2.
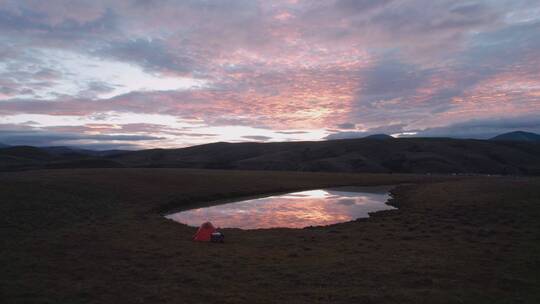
165;186;395;229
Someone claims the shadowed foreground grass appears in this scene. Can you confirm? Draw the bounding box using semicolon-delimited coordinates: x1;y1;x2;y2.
1;169;539;303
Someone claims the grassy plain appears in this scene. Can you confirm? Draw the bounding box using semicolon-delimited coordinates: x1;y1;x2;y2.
1;169;539;303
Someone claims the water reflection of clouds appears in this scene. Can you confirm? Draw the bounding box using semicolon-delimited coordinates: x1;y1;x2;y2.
166;187;395;229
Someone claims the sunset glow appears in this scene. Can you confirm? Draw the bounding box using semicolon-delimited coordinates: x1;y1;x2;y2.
166;187;394;229
1;1;539;149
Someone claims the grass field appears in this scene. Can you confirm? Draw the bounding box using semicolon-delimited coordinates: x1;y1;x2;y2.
1;169;539;303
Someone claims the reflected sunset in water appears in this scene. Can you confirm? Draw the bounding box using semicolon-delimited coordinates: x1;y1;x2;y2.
165;186;395;229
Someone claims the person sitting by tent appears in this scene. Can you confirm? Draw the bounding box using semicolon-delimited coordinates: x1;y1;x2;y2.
210;231;224;243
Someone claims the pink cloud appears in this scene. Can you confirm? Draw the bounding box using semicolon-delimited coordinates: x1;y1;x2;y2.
1;0;540;147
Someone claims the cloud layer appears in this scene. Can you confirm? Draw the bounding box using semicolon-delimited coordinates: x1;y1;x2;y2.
0;0;539;148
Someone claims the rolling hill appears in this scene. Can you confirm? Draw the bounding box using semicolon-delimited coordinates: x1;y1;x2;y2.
364;134;394;140
0;146;125;171
2;136;540;175
107;137;540;175
490;131;540;142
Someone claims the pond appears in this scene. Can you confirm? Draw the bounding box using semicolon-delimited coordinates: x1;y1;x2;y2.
165;186;396;229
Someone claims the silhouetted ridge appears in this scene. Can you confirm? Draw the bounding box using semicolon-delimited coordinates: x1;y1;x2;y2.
490;131;540;142
1;138;540;175
0;146;54;160
364;134;394;140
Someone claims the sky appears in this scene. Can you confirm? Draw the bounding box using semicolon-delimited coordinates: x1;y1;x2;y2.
0;0;539;149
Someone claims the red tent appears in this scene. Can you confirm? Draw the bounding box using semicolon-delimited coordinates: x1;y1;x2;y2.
193;222;216;242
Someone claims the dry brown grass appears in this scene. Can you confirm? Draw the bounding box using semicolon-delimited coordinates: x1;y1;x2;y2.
1;169;539;303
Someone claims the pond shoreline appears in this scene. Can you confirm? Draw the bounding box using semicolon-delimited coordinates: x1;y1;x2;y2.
165;185;398;229
160;184;406;215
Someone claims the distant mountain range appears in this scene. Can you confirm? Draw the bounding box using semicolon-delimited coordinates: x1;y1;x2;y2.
489;131;540;142
364;134;394;140
1;131;540;175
